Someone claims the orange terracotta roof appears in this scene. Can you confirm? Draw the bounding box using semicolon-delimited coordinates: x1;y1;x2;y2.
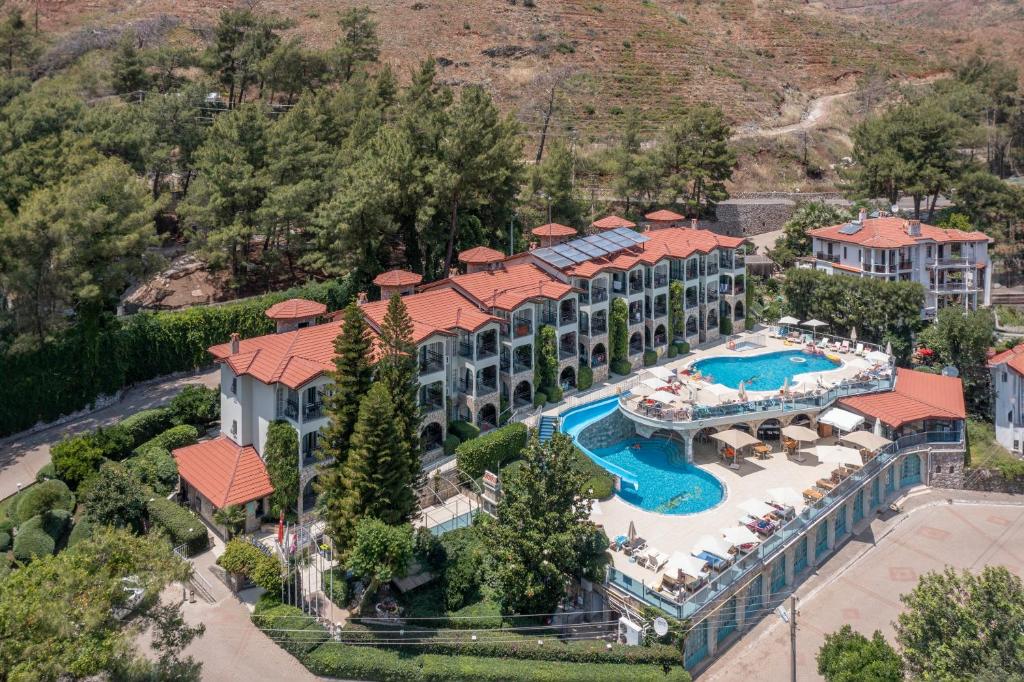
209;321;355;389
264;298;327;320
832;263;862;273
988;344;1024;376
173;436;274;508
591;215;637;230
427;262;575;311
564;227;746;278
810;217;992;249
839;368;966;429
361;287;498;341
373;269;423;287
458;246;505;264
531;223;577;238
645;209;685;221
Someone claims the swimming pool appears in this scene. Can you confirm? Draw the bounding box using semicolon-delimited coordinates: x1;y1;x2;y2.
690;349;840;391
591;437;725;515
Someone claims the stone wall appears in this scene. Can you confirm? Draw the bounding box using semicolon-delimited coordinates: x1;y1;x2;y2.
712;192;851;237
959;467;1024;494
577;407;635;451
927;450;965;488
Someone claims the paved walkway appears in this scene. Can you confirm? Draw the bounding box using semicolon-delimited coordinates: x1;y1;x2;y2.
697;489;1024;680
0;369;219;500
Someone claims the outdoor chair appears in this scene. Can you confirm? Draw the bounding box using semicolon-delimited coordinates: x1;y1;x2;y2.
840;340;851;353
693;550;729;571
816;478;837;491
816;337;829;349
803;488;825;502
854;343;865;356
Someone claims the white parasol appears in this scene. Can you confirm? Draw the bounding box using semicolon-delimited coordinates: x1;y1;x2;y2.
802;319;828;328
739;498;777;518
840;430;892;451
647;366;675;382
710;429;761;450
807;444;861;464
722;526;760;546
778;315;800;325
666;552;710;579
642;377;668;390
650;390;680;405
766;487;804;508
693;534;734;557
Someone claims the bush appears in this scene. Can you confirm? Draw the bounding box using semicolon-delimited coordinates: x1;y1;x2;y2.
571;449;614;499
34;462;56;482
677;341;690;354
169;385;220;426
120;408;175;447
0;530;9;551
67;515;95;548
219;538;283;593
419;654;690;681
720;316;733;335
124;446;179;494
0;519;12;535
11;479;75;525
611;358;631;376
50;435;104;490
146;496;208;555
89;425;134;460
456;423;528;478
667;344;678;358
448;421;480;443
577;365;593;390
442;434;460;456
532;391;547;407
321;566;350;609
547;385;563;403
81;463;148;530
642;350;657;366
134;424;199;456
303;644;422;680
252;601;329;655
12;526;54;562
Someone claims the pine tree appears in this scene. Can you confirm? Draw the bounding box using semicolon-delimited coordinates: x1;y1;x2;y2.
376;295;422;485
110;32;149;95
324;382;416;548
318;302;374;469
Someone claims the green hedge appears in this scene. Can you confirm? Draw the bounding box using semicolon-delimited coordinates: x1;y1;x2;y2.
135;424;199;456
571;449;615;500
443;435;460;456
677;341;690;354
253;602;330;655
120;408;175;447
146;496;208;555
10;479;75;525
577;365;593;390
456;423;528;478
0;530;9;552
125;447;179;495
67;515;95;548
611;358;631;376
667;344;678;358
321;566;350;609
12;510;70;562
547;385;563;403
448;421;480;443
169;385;220;426
218;538;283;593
0;278;354;438
643;350;657;366
34;462;56;482
532;391;547;407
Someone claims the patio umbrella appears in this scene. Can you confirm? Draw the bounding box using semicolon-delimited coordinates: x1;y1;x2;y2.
722;525;760;547
885;340;892;356
739;498;777;518
628;520;637;541
650;390;680;405
666;552;710;579
647;366;675;382
874;419;885;437
866;350;889;364
781;424;819;442
642;377;668;390
710;429;761;450
767;487;804;508
840;430;892;451
802;319;828;328
693;534;734;558
807;444;861;465
850;327;858;342
778;315;800;325
738;380;747;402
634;384;654;397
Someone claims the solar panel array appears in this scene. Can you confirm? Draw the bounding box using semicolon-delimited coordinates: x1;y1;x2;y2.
838;222;863;235
532;227;649;270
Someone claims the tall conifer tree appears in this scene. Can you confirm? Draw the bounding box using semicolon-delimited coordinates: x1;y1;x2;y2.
318;302;373;473
376;294;422;485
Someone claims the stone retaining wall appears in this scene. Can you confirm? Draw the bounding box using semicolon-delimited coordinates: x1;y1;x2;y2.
712;192;851;237
577;407;635;451
959;467;1024;494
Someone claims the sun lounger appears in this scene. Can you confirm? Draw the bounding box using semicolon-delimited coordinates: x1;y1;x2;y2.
766;501;796;520
693;550;729;571
642;548;670;571
840;340;850;353
744;516;777;537
816;478;837;491
624;537;647;555
803;488;825;502
610;534;628;550
854;343;865;356
816;337;828;349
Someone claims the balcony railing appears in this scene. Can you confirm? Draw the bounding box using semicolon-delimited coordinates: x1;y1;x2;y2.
815;252;840;263
606;427;962;620
279;399;299;421
898;260;913;270
476;343;497;360
419;349;444;374
513;360;532;374
928;256;972;268
653;274;668;288
685;296;698;307
303;401;324;420
540;311;558;326
590;320;608;335
706;290;719;303
559;346;576;360
629;280;644;295
458;342;474;359
419;393;444;411
686;267;699;280
560;313;577;326
476;376;498;394
704;264;719;276
591;289;609;304
513;321;533;338
653;306;668;318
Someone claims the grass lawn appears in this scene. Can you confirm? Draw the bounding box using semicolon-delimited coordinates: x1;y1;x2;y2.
967;419;1024;476
996;305;1024;328
401;581;504;628
0;483;35;522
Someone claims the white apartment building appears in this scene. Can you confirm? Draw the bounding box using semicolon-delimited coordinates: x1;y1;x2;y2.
800;210;992;319
988;344;1024;454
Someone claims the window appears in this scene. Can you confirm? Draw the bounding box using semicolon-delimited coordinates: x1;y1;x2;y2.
231;420;238;436
948;466;954;474
230;377;237;394
1003;371;1008;383
843;247;847;259
1010;410;1014;423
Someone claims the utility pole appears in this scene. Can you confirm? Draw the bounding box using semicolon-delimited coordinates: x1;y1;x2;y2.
789;595;798;682
509;214;515;255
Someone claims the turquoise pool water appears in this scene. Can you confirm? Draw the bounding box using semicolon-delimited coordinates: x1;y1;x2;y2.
591;437;725;515
691;349;840;391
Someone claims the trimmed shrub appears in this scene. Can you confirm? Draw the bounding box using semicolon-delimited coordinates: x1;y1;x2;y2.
547;385;563;403
419;654;691;681
448;421;480;443
134;424;199;456
252;601;329;655
124;446;179;494
677;341;690;354
667;344;678;358
169;385;220;426
456;423;528;478
89;425;133;460
11;479;75;525
571;449;614;500
34;462;56;482
0;530;9;551
610;358;631;376
219;538;283;593
67;515;95;548
720;316;733;335
303;644;422;680
0;519;12;535
146;496;208;555
321;566;351;609
120;408;174;446
532;391;546;408
442;434;460;456
642;349;657;366
577;365;593;391
50;435;104;489
12;526;54;562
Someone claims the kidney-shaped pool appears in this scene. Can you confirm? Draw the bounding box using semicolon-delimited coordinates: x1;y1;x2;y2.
690;349;840;391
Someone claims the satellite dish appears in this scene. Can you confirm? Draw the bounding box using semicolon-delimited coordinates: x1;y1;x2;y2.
653;617;669;637
941;365;959;378
890;204;899;214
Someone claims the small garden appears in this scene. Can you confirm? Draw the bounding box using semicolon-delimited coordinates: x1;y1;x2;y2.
0;385;219;574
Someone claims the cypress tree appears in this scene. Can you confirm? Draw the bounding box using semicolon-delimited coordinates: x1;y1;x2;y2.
318;302;373;470
325;383;416;548
376;295;422;485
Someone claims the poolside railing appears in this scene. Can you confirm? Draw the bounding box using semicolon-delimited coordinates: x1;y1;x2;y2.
607;429;964;619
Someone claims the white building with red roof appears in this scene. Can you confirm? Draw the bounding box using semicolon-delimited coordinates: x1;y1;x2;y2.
988;344;1024;453
800;210;992;318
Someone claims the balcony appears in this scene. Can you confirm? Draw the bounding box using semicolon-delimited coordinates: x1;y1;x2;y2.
685;295;698;307
590;319;608;335
653;273;668;288
513;320;533;338
591;288;609;304
476;342;498;360
928;256;973;268
419;349;444;375
540;310;558;326
458;342;474;359
559;312;577;327
735;254;745;268
591;352;607;367
653;304;668;318
815;252;840;263
303;401;324;421
685;266;699;280
512;359;532;374
418;389;444;412
476;375;498;395
629;279;644;295
706;289;719;303
898;260;913;270
704;263;719;276
280;399;299;422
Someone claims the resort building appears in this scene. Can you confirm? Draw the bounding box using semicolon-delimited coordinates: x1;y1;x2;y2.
798;210;992;319
988;344;1024;453
182;216;750;517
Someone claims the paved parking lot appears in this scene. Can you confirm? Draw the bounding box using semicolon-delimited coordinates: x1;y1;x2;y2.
699;492;1024;680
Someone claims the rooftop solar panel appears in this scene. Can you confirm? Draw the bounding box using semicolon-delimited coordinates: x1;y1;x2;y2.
610;227;648;243
580;235;619;254
601;231;634;248
838;222;863;235
571;240;607;258
532;248;574;269
550;244;590;264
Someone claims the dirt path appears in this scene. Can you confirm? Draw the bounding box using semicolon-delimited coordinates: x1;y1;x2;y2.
731;91;853;141
0;369;219;500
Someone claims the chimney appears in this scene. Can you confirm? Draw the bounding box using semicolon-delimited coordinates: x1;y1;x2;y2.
356;291;368;305
229;332;240;355
690;218;698;229
858;208;867;224
906;219;921;237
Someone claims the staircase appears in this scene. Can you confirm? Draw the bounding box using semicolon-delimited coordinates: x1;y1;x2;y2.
538;416;558;443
